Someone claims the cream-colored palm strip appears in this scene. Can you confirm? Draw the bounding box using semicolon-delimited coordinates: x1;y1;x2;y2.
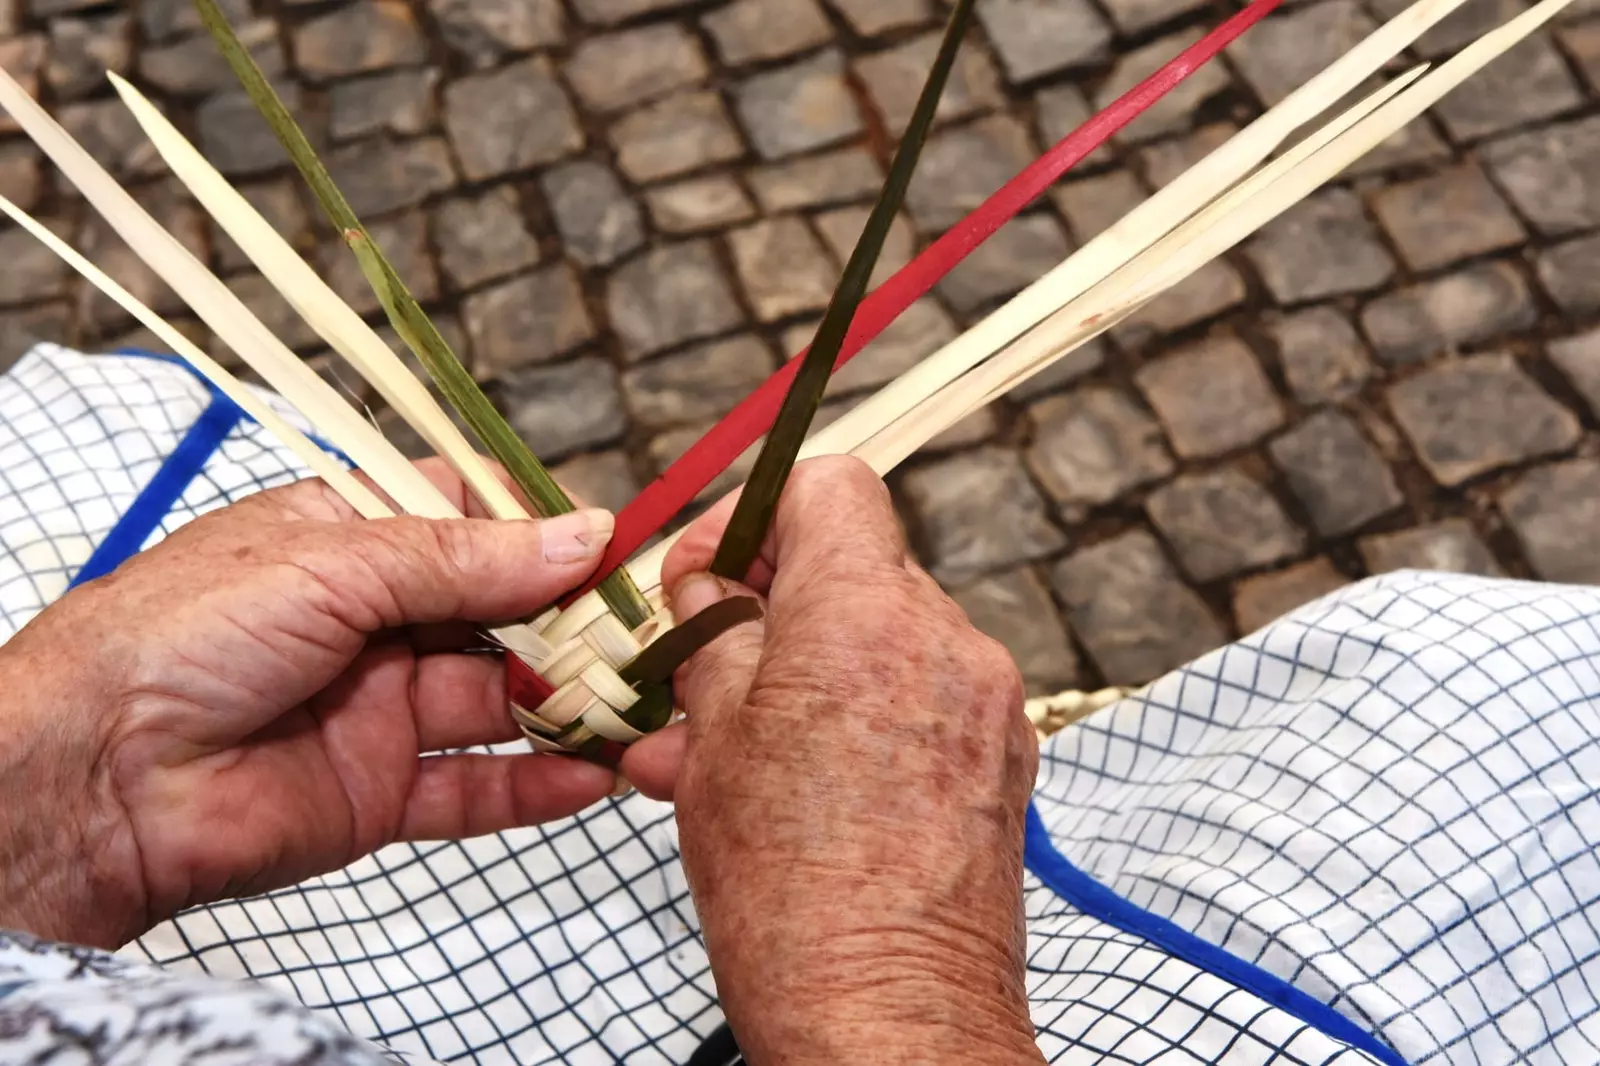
0;193;392;521
798;0;1473;466
858;63;1432;471
105;75;660;740
0;70;570;672
886;0;1574;463
106;74;524;522
621;0;1473;596
0;68;452;521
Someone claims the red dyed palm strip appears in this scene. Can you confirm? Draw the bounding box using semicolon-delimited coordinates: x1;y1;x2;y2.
571;0;1282;602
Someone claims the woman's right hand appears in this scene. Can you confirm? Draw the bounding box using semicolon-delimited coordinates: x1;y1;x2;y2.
624;456;1044;1066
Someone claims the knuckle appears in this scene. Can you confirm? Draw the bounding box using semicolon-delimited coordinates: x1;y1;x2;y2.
370;516;478;581
790;455;888;508
428;518;484;579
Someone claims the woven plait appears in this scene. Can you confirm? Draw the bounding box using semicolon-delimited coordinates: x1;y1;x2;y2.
505;590;675;755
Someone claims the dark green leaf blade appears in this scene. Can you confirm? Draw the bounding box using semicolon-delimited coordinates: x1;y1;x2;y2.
709;0;978;581
619;596;764;687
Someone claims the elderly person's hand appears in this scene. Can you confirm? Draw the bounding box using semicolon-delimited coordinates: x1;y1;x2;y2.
0;462;616;950
623;456;1044;1066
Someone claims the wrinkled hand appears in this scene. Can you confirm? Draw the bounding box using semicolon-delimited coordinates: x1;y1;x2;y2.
623;457;1043;1066
0;462;616;949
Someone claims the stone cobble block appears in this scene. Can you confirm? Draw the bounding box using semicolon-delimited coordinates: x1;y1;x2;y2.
977;0;1112;84
428;0;565;68
293;1;425;81
1482;115;1600;236
612;91;744;183
1387;354;1581;487
856;30;1002;135
1136;336;1284;459
1026;386;1175;514
325;136;456;217
1550;326;1600;418
552;450;640;515
1050;529;1227;685
905;114;1036;233
444;58;582;181
937;212;1071;313
1432;37;1580;143
433;187;540;292
621;334;776;429
607;240;746;360
542;160;646;269
1268;306;1373;406
728;217;837;322
329;69;438;142
902;446;1068;584
1535;233;1600;315
1359;519;1502;577
1231;558;1349;633
463;265;596;376
1246;188;1395;304
704;0;832;65
950;568;1083;695
1147;466;1306;583
1269;409;1403;536
501;356;626;460
1499;459;1600;583
735;50;863;161
825;0;931;36
565;24;707;112
748;148;882;212
1369;163;1525;272
647;175;756;234
1360;262;1536;366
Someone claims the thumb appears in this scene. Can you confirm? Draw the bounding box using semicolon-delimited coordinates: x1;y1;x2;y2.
670;572;765;738
311;509;614;629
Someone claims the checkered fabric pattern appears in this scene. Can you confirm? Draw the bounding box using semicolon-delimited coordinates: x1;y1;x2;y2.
4;342;1598;1066
0;342;319;632
1030;572;1600;1064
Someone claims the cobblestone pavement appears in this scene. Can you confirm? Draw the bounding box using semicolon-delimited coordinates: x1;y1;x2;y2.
3;0;1600;695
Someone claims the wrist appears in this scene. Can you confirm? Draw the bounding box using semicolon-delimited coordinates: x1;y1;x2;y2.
716;926;1041;1066
727;981;1042;1066
0;634;148;948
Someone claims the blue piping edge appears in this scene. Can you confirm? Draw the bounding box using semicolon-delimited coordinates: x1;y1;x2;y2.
1023;803;1409;1066
69;394;243;588
67;347;351;587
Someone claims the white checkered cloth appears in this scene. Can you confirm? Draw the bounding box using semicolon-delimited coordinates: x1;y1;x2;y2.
2;343;1597;1065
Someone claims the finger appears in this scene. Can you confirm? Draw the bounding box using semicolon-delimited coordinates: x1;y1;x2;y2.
308;508;615;630
660;456;904;594
396;753;615;840
670;572;765;738
768;456;906;575
620;722;686;802
662;488;778;595
410;652;521;751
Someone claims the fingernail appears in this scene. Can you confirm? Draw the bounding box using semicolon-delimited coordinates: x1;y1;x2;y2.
672;572;725;616
541;509;614;564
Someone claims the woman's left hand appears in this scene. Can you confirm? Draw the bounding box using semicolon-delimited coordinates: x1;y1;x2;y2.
0;461;617;949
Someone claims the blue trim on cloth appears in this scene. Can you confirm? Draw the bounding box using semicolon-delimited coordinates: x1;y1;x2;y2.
66;348;353;587
68;394;243;587
1023;803;1409;1066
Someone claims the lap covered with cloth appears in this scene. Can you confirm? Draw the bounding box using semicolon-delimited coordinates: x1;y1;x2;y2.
0;343;1592;1065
